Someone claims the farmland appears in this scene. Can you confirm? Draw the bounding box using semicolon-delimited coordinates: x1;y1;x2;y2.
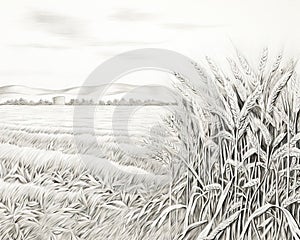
0;105;176;239
1;50;300;240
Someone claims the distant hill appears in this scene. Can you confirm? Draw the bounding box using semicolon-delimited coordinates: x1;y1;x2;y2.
0;84;177;104
0;84;137;95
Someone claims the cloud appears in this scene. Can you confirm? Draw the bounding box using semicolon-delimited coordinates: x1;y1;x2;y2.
162;23;225;30
88;40;164;47
10;43;71;50
109;8;156;22
31;10;85;39
0;69;54;77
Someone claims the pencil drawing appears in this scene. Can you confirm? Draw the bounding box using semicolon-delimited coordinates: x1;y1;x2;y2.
0;1;299;239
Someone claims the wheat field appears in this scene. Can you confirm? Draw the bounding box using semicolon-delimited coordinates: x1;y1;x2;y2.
1;49;300;239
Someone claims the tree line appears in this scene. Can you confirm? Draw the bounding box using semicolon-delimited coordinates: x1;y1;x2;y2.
0;98;176;106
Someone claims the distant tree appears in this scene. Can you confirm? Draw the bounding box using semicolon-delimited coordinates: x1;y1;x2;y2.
18;98;28;105
80;99;87;105
68;99;75;105
119;98;127;105
45;100;52;105
4;100;13;105
129;98;135;105
144;99;151;105
113;99;118;105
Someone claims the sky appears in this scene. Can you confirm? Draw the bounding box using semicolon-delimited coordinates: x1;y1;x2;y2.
0;0;300;89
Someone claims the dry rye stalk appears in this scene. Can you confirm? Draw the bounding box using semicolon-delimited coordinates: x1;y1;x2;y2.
165;48;300;240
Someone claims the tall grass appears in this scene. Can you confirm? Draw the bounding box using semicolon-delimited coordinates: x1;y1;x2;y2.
150;49;300;239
